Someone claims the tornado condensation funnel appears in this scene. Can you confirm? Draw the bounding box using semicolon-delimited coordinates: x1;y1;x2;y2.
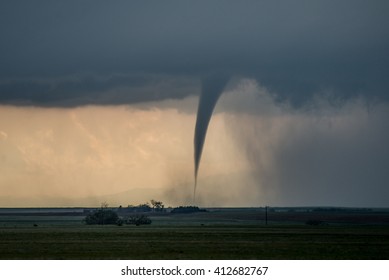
193;75;229;202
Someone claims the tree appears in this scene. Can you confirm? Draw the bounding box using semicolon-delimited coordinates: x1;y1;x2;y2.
150;199;165;212
126;214;152;226
84;202;120;225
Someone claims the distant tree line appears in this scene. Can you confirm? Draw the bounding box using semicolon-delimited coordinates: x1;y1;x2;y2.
83;201;207;226
312;207;373;212
84;200;166;226
118;200;165;213
171;206;206;214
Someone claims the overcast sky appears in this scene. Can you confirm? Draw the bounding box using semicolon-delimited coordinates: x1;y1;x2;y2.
0;1;388;207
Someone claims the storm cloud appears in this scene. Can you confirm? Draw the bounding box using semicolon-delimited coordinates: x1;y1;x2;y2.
0;0;388;106
1;1;389;207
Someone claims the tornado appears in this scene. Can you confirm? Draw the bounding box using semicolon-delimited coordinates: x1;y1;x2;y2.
193;75;229;202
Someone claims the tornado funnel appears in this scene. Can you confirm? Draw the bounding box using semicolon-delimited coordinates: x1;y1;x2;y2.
193;75;229;201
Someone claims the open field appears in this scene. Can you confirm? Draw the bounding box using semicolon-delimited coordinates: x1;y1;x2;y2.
0;208;389;259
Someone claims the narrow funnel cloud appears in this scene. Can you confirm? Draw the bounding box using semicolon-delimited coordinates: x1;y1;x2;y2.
194;75;229;200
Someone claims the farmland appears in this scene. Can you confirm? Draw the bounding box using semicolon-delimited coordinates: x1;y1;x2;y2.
0;207;389;259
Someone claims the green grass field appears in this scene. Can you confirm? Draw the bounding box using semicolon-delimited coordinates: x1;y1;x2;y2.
0;209;389;259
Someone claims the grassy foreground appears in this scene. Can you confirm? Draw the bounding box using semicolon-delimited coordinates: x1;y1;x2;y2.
1;224;388;259
1;208;389;259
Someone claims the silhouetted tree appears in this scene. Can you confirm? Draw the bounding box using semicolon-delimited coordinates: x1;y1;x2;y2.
126;214;152;226
150;199;165;212
84;202;119;225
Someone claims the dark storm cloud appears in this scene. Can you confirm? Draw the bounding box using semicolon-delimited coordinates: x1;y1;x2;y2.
0;0;388;106
0;74;198;106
